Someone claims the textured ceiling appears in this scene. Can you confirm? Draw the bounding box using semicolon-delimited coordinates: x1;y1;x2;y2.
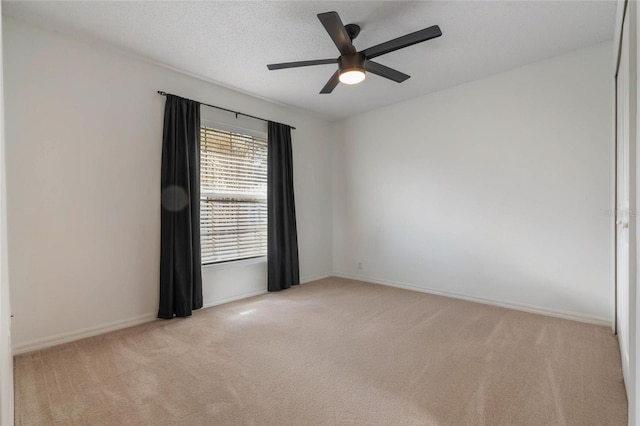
3;1;616;121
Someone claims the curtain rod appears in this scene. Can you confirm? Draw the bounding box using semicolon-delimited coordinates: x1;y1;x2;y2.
157;91;296;130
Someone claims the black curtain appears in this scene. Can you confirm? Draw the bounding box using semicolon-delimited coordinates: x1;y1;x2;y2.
267;122;300;292
158;95;203;318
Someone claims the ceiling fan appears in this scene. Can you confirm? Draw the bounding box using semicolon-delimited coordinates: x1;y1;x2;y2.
267;11;442;94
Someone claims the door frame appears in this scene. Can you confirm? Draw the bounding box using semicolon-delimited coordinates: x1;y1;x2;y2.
613;1;638;424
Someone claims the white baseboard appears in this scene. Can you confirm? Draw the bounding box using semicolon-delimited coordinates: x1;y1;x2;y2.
13;288;272;356
17;272;596;355
333;272;611;326
12;312;158;356
300;273;333;284
12;274;332;356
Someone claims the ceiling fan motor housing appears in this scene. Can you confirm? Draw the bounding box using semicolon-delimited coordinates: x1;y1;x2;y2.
339;52;366;73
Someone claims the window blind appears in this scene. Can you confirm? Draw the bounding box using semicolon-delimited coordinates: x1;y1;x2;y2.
200;126;267;264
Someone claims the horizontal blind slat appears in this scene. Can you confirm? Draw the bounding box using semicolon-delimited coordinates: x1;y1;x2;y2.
200;126;268;264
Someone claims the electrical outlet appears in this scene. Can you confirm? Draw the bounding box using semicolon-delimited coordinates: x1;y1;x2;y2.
357;262;363;270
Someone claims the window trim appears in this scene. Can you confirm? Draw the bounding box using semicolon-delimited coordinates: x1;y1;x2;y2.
199;123;268;265
201;255;267;270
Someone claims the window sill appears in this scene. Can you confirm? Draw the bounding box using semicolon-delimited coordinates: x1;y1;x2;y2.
202;256;267;271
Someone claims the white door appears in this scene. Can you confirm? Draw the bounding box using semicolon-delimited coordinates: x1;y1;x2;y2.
616;12;631;392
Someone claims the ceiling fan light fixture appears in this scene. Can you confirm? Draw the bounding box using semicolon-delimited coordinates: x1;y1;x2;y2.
338;52;366;85
339;68;366;85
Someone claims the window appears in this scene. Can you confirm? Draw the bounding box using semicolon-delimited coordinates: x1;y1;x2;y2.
200;126;267;264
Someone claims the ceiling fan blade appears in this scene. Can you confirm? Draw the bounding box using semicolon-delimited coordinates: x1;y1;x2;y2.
364;60;410;83
320;70;340;94
267;59;337;70
317;11;356;55
363;25;442;60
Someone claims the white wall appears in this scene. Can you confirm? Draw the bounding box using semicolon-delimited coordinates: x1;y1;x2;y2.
333;42;613;324
0;5;13;425
3;17;333;353
2;13;615;356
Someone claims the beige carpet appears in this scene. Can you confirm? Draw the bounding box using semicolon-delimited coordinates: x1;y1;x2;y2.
14;277;627;425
